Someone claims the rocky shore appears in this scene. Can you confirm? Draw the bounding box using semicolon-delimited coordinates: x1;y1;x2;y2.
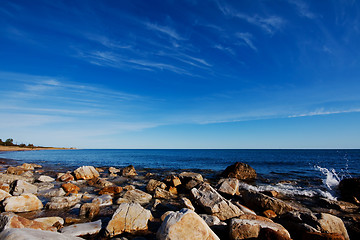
0;158;359;240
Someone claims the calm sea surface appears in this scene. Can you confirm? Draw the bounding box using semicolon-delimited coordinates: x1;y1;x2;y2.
1;149;359;198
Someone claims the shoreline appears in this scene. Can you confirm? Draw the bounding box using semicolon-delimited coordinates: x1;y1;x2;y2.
0;146;76;152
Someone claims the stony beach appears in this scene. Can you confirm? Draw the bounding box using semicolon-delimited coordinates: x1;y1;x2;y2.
0;156;359;240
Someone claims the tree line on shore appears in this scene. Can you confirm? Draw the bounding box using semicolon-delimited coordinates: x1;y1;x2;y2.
0;138;37;148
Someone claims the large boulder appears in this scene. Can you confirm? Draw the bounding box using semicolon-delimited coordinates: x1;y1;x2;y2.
60;220;102;237
157;208;220;240
0;228;83;240
0;212;56;232
241;190;294;215
338;177;360;203
190;183;243;221
222;162;257;180
229;217;291;240
105;202;152;237
10;180;38;196
73;166;99;180
2;193;43;212
317;213;349;240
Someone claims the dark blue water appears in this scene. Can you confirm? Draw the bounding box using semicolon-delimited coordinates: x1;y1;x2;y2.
1;149;359;180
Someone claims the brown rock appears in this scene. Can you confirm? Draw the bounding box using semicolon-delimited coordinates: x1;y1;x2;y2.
73;166;99;180
179;171;204;182
20;163;35;170
0;212;56;231
217;178;239;196
65;217;82;225
61;183;80;194
164;175;181;187
302;232;345;240
168;186;178;195
105;202;152;237
157;208;220;240
263;210;277;219
258;228;292;240
33;217;64;227
121;165;137;177
10;180;38;196
99;186;123;195
339;177;360;203
6;166;31;176
0;183;10;192
146;179;166;193
222;162;257;180
118;189;152;205
80;203;100;220
0;173;34;184
58;172;75;182
3;193;43;212
154;187;176;199
318;213;349;240
180;197;195;211
87;177;113;188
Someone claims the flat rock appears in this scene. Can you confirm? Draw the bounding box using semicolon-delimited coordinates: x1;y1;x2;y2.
46;194;82;210
157;208;220;240
0;228;83;240
146;179;166;193
3;193;43;212
0;189;11;201
0;173;34;184
87;177;113;188
34;216;64;226
106;202;152;237
221;162;257;180
154;187;176;199
38;175;55;183
0;212;56;231
74;166;99;180
10;180;38;196
217;178;239;196
92;194;113;206
38;188;66;197
60;220;102;237
99;186;122;195
80;203;100;219
118;189;152;205
62;183;80;193
190;182;243;221
179;172;204;182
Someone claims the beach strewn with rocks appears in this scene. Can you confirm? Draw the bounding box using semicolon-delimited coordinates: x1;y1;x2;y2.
0;157;359;240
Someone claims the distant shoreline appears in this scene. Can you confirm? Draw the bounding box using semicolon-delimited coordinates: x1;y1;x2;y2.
0;146;75;152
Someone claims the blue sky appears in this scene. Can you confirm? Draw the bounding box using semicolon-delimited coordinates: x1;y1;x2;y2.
1;0;360;148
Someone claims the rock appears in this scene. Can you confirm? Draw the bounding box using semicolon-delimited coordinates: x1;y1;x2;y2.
190;182;243;221
222;162;257;180
241;190;294;215
109;167;120;174
0;189;11;201
46;194;82;210
73;166;99;180
238;214;274;223
65;217;82;225
0;212;56;231
0;228;83;240
302;232;345;240
263;209;277;219
217;178;239;195
34;216;65;226
60;220;102;237
20;163;35;170
338;177;360;203
105;202;153;237
318;213;349;240
154;187;176;199
318;198;359;212
38;187;66;197
168;186;178;195
199;214;222;227
10;180;38;196
87;177;113;187
0;173;34;184
61;183;80;194
99;186;123;195
233;202;257;215
117;189;152;205
258;228;292;240
157;208;220;240
38;175;55;183
0;183;10;192
58;172;75;182
92;194;113;206
179;171;204;182
161;211;174;221
6;166;31;176
164;175;181;187
80;203;100;219
180;197;195;211
146;179;166;193
3;193;43;212
229;218;291;240
123;185;136;190
34;182;54;191
121;165;137;177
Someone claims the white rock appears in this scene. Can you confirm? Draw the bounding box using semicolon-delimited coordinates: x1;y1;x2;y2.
10;180;37;196
92;194;112;206
38;175;55;183
46;194;82;210
0;189;11;201
0;228;83;240
73;166;99;180
61;220;102;237
34;216;64;226
3;193;43;212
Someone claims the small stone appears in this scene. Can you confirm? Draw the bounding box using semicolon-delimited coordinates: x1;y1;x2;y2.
74;166;99;180
59;172;75;182
164;175;181;187
20;163;35;170
217;178;239;196
38;175;55;183
263;209;277;219
3;193;43;212
80;203;100;220
180;197;195;211
109;167;121;174
33;216;64;226
118;189;152;205
99;186;123;195
61;183;80;194
60;220;102;237
146;179;166;193
121;165;137;177
154;187;176;199
46;194;82;210
92;194;113;206
0;212;56;231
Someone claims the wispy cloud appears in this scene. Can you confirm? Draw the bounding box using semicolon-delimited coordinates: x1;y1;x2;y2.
213;44;235;55
236;32;257;51
145;22;185;41
85;34;133;49
288;0;316;19
288;108;360;118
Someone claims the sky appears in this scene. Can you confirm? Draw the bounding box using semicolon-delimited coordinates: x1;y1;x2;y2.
1;0;360;149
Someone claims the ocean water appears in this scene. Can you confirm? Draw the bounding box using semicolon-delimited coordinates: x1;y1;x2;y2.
1;149;359;199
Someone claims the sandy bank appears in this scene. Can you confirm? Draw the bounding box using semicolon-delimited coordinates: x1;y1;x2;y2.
0;146;75;152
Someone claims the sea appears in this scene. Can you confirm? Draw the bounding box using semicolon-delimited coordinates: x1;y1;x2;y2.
1;149;359;200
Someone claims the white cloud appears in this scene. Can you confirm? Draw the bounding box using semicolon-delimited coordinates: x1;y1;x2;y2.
145;22;185;41
288;0;316;19
236;32;257;51
288;108;360;118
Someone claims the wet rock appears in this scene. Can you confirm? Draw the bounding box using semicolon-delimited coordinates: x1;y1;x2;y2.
241;190;294;215
38;187;66;197
190;182;243;221
0;228;83;240
0;173;34;184
302;232;345;240
92;194;113;206
222;162;257;180
58;172;75;182
10;180;37;196
217;178;239;196
121;165;137;177
0;189;11;201
0;212;56;231
80;203;100;220
73;166;99;180
87;177;113;188
60;220;102;237
146;179;166;193
180;197;195;211
229;217;291;240
154;187;176;199
338;177;360;203
117;189;152;205
61;182;80;194
3;193;43;212
46;194;82;209
105;202;152;237
157;208;220;240
99;186;123;195
34;216;65;226
38;175;55;183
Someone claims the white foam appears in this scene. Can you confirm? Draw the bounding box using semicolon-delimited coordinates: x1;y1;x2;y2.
315;165;340;190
